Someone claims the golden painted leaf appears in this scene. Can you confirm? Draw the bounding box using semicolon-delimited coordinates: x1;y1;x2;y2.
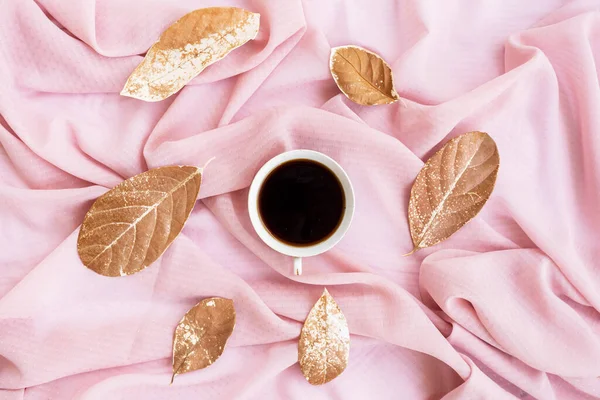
77;166;202;276
298;288;350;385
171;297;236;383
121;7;260;102
407;131;500;254
330;45;399;106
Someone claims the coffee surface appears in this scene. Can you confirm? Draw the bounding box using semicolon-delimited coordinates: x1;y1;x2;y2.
258;160;345;246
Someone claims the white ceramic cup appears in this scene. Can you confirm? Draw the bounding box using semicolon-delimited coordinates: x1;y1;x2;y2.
248;150;355;275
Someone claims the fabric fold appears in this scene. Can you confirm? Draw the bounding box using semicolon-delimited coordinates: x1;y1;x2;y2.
1;0;599;398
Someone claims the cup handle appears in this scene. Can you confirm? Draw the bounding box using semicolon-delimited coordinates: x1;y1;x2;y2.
293;257;302;275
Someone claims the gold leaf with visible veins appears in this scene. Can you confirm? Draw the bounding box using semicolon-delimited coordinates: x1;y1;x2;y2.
121;7;260;102
77;166;202;276
407;131;500;254
171;297;236;383
298;289;350;385
330;45;399;106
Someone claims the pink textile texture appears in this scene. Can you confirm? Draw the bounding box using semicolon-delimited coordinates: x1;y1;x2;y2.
1;0;600;398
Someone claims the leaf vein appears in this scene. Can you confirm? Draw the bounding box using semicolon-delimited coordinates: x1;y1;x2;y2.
336;52;394;100
415;138;485;247
83;170;200;266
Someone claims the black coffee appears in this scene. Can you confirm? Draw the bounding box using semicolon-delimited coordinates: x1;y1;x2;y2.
258;159;345;246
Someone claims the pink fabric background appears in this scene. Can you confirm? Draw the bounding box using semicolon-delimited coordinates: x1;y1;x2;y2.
1;0;600;398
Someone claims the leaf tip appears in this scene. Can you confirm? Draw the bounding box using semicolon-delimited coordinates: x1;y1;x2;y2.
119;86;157;102
249;12;261;39
119;87;133;99
480;131;495;142
170;372;176;385
217;296;235;309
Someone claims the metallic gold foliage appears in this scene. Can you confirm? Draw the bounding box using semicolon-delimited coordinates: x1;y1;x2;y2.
330;45;399;106
171;298;236;383
407;131;500;254
298;289;350;385
121;7;260;101
77;166;202;276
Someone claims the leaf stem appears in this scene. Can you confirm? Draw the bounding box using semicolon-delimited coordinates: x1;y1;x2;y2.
402;247;419;257
201;157;216;171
